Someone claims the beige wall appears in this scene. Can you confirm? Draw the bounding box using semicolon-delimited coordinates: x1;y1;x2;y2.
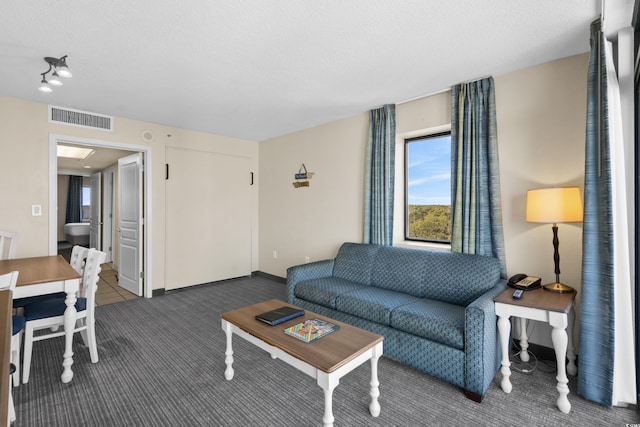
0;96;259;291
260;53;589;347
258;114;369;274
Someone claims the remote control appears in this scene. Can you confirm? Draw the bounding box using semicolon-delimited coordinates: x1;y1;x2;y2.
512;289;524;299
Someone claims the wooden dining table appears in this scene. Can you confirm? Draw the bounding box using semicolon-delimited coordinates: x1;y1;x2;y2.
0;255;81;384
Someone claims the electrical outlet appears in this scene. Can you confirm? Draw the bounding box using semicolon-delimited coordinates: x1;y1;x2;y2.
273;250;277;259
32;205;42;216
304;256;310;263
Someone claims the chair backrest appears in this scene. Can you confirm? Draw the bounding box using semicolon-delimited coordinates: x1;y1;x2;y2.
0;230;18;260
69;245;91;276
82;248;106;315
0;271;19;291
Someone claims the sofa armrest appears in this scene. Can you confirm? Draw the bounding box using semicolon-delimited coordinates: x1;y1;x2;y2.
286;259;335;303
464;280;508;397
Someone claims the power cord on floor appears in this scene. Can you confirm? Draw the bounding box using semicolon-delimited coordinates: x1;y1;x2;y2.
509;331;558;375
508;348;538;374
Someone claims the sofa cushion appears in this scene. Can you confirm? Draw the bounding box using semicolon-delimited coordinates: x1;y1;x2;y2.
293;277;367;309
332;242;381;285
390;299;465;350
335;288;418;325
371;246;428;297
420;251;501;305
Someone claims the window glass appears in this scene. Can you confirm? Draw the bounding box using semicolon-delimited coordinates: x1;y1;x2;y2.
82;186;91;220
405;133;451;242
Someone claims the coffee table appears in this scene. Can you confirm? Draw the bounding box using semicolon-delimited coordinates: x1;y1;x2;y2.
221;299;384;427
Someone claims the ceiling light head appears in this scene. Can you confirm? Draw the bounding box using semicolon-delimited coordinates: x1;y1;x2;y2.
38;75;52;93
46;55;72;78
49;71;63;86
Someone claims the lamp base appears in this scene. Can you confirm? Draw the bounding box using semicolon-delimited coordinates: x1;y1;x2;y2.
542;282;576;293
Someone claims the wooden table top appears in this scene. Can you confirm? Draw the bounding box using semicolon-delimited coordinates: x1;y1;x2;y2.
494;287;576;313
0;290;11;424
0;255;80;287
222;299;383;374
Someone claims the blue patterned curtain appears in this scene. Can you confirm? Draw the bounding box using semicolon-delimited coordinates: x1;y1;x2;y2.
450;77;506;278
578;18;616;406
65;175;83;223
364;104;396;245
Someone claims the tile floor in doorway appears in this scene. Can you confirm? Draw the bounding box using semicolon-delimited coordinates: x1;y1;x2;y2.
96;263;138;306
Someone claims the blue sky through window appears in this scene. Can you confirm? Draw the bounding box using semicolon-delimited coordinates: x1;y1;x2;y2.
407;135;451;205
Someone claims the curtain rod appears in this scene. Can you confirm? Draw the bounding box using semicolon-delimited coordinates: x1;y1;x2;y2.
396;88;449;105
395;74;492;105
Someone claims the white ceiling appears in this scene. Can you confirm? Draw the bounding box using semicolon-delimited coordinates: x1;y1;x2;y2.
0;1;634;142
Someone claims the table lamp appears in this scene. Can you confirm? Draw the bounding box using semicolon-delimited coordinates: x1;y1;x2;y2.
526;187;583;293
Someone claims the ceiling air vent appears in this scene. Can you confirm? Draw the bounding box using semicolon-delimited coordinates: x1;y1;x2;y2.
48;105;113;131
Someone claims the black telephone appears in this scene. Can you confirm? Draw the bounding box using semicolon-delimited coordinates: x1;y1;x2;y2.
507;274;542;290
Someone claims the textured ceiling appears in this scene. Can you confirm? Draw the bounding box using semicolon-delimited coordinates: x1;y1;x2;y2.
0;1;633;142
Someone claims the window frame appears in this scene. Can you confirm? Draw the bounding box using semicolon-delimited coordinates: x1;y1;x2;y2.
404;131;452;244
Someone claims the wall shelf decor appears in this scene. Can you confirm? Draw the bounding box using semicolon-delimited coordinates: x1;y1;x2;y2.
292;164;314;188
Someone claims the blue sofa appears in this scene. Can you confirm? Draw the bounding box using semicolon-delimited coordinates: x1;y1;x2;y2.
286;242;507;401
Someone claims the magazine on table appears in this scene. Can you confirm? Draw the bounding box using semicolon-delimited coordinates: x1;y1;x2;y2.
284;318;340;343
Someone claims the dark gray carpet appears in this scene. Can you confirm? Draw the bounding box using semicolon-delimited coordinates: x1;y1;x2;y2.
12;276;639;426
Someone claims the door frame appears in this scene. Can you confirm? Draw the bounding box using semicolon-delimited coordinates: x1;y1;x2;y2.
102;166;115;263
48;133;153;298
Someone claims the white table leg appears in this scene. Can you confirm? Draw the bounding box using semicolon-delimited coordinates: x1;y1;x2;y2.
61;286;78;383
550;313;571;414
518;317;530;362
566;308;577;376
369;343;382;417
222;320;234;380
317;372;338;427
497;314;512;393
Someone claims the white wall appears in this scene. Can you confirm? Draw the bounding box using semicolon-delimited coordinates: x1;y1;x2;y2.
260;53;589;348
0;96;259;290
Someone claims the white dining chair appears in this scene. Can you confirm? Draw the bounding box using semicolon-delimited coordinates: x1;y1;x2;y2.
13;245;91;313
69;245;90;276
21;248;106;384
0;230;18;260
0;270;22;388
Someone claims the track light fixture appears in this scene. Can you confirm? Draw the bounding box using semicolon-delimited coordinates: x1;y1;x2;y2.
38;55;72;93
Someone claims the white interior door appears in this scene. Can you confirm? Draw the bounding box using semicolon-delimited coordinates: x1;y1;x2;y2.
89;172;101;250
165;147;251;290
118;153;143;296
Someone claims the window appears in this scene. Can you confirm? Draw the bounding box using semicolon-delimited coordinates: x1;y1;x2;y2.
82;186;91;220
405;132;452;242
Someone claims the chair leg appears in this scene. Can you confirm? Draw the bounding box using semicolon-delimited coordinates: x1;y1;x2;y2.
86;319;99;363
8;384;15;423
21;324;34;384
11;332;21;387
8;364;16;424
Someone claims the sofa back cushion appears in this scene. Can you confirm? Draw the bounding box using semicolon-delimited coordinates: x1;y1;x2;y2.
332;243;381;285
371;246;429;296
419;251;501;305
332;243;500;306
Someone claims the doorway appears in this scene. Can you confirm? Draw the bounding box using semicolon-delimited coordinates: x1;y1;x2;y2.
48;133;153;298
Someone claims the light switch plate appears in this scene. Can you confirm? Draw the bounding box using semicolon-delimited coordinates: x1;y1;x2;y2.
32;205;42;216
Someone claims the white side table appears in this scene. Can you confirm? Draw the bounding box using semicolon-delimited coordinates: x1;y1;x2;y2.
494;287;577;413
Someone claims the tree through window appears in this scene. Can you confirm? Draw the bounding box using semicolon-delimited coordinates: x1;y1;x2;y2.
405;132;451;242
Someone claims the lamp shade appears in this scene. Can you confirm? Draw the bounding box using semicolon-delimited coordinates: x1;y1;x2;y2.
526;187;583;223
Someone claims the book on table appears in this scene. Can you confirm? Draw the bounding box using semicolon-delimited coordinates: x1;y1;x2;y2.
255;306;305;326
284;318;340;343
